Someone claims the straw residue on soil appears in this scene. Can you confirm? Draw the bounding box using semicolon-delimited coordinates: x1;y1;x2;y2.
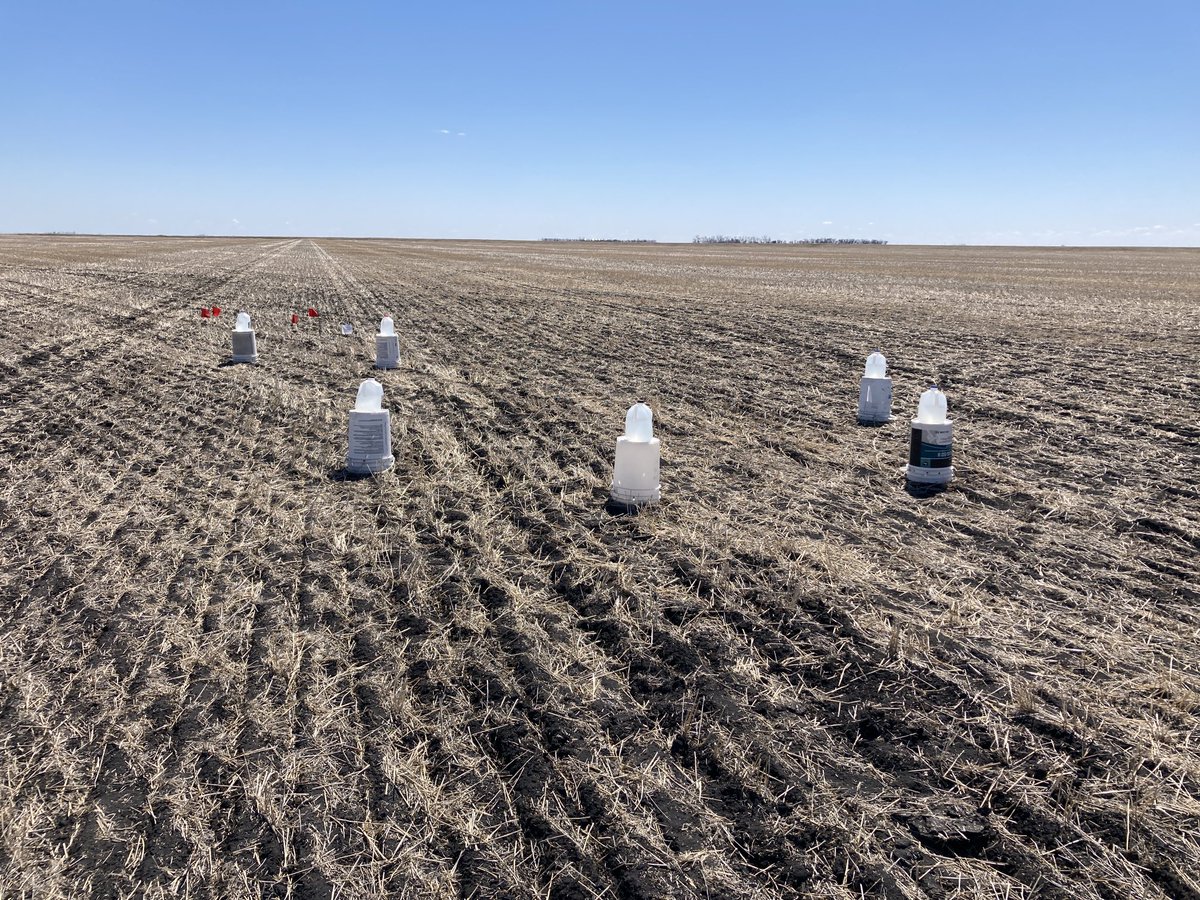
0;236;1197;898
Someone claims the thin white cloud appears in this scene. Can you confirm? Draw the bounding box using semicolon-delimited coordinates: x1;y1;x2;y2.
438;129;450;134
1082;223;1200;242
232;217;240;225
822;220;833;225
456;132;466;137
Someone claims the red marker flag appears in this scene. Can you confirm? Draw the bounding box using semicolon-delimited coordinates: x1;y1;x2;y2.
291;312;299;325
200;307;210;318
211;306;221;317
307;307;319;318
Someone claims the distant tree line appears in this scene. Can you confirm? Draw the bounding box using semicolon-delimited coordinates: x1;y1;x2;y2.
693;235;887;245
541;238;657;243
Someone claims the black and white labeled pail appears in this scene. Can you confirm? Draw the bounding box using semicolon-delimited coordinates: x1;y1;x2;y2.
347;409;395;474
858;376;893;423
231;329;258;363
346;378;395;475
906;419;954;484
375;315;400;369
375;334;400;369
858;351;892;424
231;312;258;363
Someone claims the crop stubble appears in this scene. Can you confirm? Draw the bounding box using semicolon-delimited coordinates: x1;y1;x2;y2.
0;236;1197;899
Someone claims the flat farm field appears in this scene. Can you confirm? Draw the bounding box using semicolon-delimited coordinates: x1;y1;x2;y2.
1;236;1198;899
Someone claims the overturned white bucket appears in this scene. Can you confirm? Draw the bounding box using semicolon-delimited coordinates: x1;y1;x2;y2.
375;316;400;369
858;350;892;424
346;379;395;475
610;402;661;506
231;311;258;363
906;386;954;485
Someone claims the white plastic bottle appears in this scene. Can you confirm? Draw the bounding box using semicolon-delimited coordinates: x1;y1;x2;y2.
858;350;892;423
346;378;395;474
375;316;400;369
610;402;661;506
231;311;258;363
906;386;954;485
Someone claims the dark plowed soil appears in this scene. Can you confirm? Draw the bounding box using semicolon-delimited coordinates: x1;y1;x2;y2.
1;236;1197;899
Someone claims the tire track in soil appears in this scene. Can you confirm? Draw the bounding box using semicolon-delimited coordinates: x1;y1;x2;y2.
0;239;297;386
378;447;709;898
0;239;350;898
0;240;300;483
127;240;535;895
311;244;739;895
305;244;665;896
161;243;452;895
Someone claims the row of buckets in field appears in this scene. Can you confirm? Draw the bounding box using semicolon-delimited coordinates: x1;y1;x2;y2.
222;313;955;502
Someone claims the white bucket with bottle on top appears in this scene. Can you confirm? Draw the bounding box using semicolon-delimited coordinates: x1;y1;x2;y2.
858;350;892;423
231;311;258;363
375;316;400;369
346;378;395;475
610;402;661;506
906;386;954;485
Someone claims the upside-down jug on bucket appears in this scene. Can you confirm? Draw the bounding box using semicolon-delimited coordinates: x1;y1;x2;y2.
231;311;258;363
346;378;395;475
375;316;400;369
906;386;954;485
858;350;892;424
610;402;661;506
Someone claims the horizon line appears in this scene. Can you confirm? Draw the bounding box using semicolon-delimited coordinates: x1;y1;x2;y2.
3;231;1198;251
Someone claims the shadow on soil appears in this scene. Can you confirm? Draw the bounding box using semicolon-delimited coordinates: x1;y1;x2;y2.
904;480;951;500
603;497;654;517
328;467;375;483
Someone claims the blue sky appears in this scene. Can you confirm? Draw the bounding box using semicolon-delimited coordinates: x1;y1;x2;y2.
2;1;1197;245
